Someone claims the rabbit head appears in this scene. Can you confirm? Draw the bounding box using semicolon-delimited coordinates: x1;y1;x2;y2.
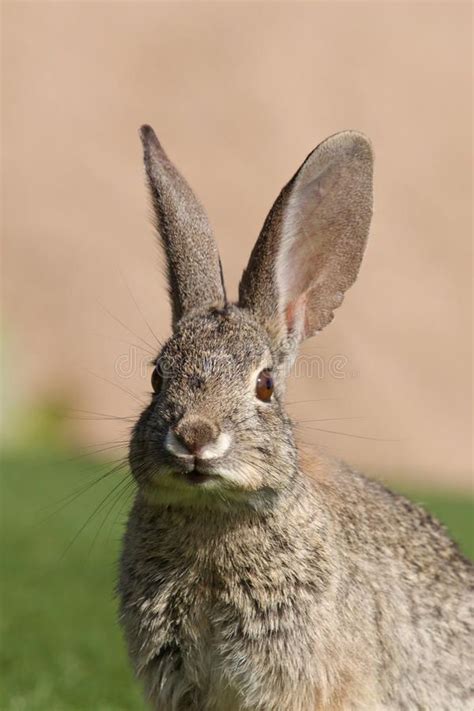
130;126;373;508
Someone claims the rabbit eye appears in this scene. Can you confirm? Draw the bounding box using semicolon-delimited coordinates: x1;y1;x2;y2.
151;366;163;394
256;369;274;402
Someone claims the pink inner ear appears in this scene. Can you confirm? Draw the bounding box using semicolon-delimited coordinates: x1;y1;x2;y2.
278;166;337;340
285;291;308;338
279;214;327;339
279;172;333;294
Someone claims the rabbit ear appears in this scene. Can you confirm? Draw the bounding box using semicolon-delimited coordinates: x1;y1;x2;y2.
140;125;226;327
239;131;373;359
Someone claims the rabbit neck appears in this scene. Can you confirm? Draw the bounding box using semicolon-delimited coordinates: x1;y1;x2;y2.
130;469;325;556
119;474;336;710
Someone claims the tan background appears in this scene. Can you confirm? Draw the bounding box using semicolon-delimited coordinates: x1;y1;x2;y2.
2;1;472;489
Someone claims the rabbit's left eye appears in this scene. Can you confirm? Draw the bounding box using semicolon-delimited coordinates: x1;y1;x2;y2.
256;369;274;402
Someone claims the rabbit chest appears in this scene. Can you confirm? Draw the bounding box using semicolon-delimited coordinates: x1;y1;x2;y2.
119;504;334;711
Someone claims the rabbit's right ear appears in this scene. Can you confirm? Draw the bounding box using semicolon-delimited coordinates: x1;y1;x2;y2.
239;132;373;362
140;125;226;328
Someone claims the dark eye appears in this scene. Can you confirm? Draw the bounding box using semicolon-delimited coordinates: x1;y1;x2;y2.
256;369;274;402
151;365;163;394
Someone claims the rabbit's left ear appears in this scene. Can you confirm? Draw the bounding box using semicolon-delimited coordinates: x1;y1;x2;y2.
239;131;373;359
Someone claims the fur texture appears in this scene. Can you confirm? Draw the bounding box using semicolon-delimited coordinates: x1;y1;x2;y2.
118;126;474;710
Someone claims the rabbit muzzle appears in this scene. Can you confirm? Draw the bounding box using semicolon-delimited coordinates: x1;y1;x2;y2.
164;416;232;485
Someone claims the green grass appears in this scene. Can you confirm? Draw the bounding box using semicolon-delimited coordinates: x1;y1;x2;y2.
1;449;473;710
1;449;143;711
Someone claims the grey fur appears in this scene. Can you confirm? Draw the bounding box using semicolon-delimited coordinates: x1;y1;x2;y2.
140;125;225;326
119;128;474;711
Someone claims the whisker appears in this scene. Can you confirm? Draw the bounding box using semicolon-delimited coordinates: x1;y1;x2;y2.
109;479;137;533
71;438;131;450
67;415;134;423
119;267;163;348
84;369;147;406
296;416;367;424
59;473;132;560
97;299;158;355
87;330;156;357
294;424;400;442
66;442;130;461
285;398;340;406
36;458;131;521
67;409;136;422
87;475;134;555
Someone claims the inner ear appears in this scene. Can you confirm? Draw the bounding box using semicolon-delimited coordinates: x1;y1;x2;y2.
276;166;337;338
284;292;308;339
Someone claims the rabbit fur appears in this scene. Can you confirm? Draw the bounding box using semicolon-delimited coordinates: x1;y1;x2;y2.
118;126;473;711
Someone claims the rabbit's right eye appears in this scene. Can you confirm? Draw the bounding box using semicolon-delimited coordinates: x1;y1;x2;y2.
151;366;163;394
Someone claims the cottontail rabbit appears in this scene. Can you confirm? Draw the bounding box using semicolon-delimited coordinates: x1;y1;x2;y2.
118;125;473;711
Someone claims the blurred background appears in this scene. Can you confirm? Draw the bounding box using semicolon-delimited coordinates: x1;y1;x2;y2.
1;2;472;710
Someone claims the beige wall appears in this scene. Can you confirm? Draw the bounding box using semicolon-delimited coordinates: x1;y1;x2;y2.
2;1;472;489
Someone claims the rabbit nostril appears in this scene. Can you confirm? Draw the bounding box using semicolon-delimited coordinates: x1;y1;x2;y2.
174;430;202;456
170;416;221;458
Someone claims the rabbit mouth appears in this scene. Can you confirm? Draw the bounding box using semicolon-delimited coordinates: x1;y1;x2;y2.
182;468;212;485
172;462;218;486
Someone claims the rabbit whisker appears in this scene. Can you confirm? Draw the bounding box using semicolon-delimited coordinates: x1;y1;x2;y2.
60;472;133;560
97;299;158;355
296;416;367;424
67;408;136;422
87;476;136;555
36;458;131;523
285;398;340;406
84;369;147;406
294;423;400;442
87;330;157;356
118;266;163;348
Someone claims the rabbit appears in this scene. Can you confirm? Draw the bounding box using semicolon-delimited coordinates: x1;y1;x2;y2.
118;125;474;711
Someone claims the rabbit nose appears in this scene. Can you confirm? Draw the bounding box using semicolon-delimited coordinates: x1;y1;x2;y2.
174;416;218;455
166;416;231;460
